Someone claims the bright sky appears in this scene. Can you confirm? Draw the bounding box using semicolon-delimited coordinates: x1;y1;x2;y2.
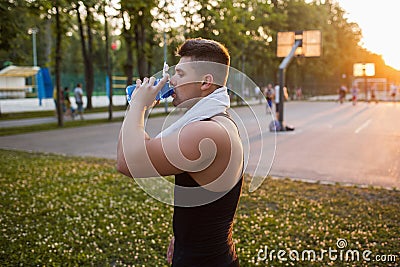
336;0;400;70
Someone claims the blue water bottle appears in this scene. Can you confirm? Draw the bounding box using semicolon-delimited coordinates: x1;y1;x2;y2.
126;62;173;103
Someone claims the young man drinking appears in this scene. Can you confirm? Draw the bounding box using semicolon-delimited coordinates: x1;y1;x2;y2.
117;38;243;267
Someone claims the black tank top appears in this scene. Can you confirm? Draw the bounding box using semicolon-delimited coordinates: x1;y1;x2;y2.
172;113;243;267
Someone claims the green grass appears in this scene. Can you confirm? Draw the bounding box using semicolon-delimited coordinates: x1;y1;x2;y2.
0;149;399;266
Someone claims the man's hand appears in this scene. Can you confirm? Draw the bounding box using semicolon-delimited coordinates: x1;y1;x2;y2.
130;75;168;109
166;236;175;264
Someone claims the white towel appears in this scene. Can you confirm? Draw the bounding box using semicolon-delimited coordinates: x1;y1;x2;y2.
156;87;230;138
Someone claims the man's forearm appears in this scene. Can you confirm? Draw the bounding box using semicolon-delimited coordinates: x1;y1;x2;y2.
116;130;132;177
118;104;157;178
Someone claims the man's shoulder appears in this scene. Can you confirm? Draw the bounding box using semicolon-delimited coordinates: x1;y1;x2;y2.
182;119;228;138
180;117;239;149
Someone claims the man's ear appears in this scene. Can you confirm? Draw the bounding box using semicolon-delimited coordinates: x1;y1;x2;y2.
200;74;214;90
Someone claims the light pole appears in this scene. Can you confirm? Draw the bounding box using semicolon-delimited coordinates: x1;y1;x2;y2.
163;31;169;113
28;27;38;66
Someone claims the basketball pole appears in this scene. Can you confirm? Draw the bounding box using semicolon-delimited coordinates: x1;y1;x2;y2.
278;39;302;129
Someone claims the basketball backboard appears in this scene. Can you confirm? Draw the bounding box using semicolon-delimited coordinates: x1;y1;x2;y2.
277;30;321;57
353;63;375;77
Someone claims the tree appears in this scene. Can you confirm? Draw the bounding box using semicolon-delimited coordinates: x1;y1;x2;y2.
179;0;284;84
2;0;398;106
120;5;135;87
120;0;159;83
0;0;42;66
54;1;64;126
75;1;96;109
102;0;113;120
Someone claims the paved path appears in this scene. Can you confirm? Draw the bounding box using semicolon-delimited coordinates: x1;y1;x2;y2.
0;97;257;128
0;95;128;113
0;111;128;128
1;101;399;189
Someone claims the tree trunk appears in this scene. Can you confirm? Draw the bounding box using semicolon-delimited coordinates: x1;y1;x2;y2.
104;1;112;120
122;13;134;87
76;5;88;103
85;5;94;109
125;37;134;85
55;2;63;127
134;14;148;79
76;3;94;109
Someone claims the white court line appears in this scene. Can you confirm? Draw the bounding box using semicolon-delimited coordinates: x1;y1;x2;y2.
355;119;372;134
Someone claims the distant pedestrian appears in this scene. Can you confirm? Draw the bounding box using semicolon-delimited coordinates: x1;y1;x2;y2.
74;83;84;120
283;86;289;101
351;84;359;106
63;87;75;119
389;83;397;102
53;87;64;116
273;84;289;119
295;87;303;100
369;84;378;104
338;85;347;104
274;83;280;120
263;83;274;113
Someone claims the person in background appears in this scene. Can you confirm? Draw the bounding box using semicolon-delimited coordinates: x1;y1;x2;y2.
295;87;302;100
74;83;84;120
263;83;274;114
274;83;280;120
369;84;378;104
53;87;64;116
63;87;75;119
338;85;347;104
351;84;359;106
274;84;289;120
389;83;397;102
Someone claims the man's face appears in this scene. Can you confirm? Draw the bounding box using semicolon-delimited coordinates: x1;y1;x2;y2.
169;57;203;107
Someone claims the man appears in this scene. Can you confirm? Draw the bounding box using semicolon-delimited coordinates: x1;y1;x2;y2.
117;38;243;266
63;87;75;118
74;83;84;120
263;83;274;113
338;84;347;104
351;84;359;106
390;83;397;102
274;83;280;120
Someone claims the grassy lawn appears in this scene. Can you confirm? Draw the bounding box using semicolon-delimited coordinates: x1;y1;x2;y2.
0;149;399;266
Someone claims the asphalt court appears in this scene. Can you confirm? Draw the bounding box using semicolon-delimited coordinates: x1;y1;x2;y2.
1;101;399;189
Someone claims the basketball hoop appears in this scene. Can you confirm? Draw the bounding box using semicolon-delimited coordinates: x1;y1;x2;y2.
276;30;322;131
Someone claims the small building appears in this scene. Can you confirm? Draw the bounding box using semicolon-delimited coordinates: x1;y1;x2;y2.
0;66;40;99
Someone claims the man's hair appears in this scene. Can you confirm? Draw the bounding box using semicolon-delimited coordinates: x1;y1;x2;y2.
177;38;230;86
177;38;230;66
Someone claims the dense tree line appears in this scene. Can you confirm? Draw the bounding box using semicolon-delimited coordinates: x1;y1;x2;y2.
1;0;399;108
